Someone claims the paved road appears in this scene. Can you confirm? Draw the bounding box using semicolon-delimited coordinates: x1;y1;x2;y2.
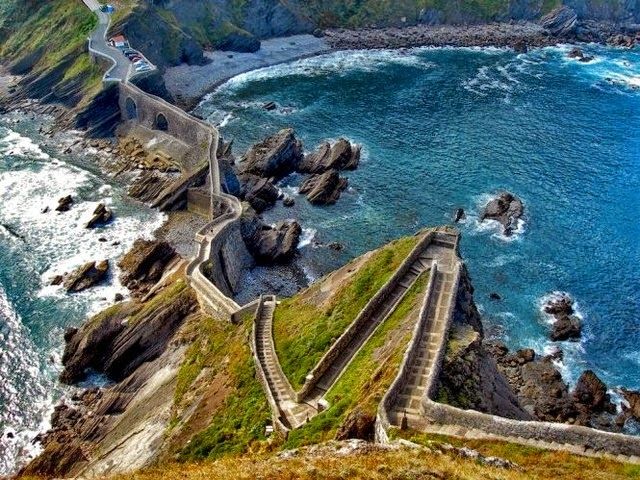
81;0;153;82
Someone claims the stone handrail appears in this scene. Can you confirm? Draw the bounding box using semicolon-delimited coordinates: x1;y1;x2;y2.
296;231;435;402
250;295;290;434
375;261;438;443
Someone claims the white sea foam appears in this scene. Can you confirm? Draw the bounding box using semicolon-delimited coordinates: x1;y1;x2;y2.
218;112;234;128
464;193;526;242
298;228;317;249
0;129;51;160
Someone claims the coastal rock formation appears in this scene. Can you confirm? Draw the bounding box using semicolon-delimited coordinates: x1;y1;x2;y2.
240;128;303;180
438;267;531;420
240;207;301;263
299;169;348;205
540;6;578;37
568;47;594;62
85;203;113;228
298;138;361;174
573;370;616;416
543;293;583;341
620;389;640;422
481;192;524;236
60;280;197;384
55;195;73;212
239;173;280;213
118;239;176;297
63;260;109;293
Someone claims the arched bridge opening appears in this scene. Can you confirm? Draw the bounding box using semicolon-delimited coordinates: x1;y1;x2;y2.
154;113;169;131
125;97;138;120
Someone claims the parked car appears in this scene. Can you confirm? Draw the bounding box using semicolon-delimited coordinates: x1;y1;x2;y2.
135;64;152;72
129;55;143;63
123;49;137;55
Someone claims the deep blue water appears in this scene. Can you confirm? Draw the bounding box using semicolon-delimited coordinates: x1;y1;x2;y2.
196;45;640;394
0;113;164;473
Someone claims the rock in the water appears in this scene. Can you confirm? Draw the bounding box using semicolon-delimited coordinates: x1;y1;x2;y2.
454;208;466;223
299;170;348;205
335;408;375;441
298;138;361;174
573;370;616;415
51;275;64;286
85;203;113;229
328;241;344;251
544;294;582;341
620;388;640;422
263;101;277;111
63;260;109;293
239;173;280;213
240;208;302;264
540;6;577;37
118;239;176;296
608;34;635;48
567;47;594;63
239;128;303;180
283;196;295;207
489;292;502;301
55;195;74;212
481;192;524;236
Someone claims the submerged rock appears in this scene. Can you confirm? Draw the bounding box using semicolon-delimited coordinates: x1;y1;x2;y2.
481;192;524;236
299;170;348;205
63;261;109;293
85;203;113;229
298;138;361;174
239;128;303;180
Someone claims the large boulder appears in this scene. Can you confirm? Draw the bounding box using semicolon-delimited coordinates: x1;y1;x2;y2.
544;293;582;341
63;261;109;293
573;370;616;415
55;195;74;213
118;239;176;297
299;170;348;205
481;192;524;236
85;203;113;229
239;128;303;180
239;173;280;213
540;6;578;37
298;138;361;174
240;207;301;263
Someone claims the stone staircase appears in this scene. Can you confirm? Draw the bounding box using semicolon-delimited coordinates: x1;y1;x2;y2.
253;296;317;430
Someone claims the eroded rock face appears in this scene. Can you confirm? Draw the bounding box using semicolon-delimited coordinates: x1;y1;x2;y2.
573;370;616;415
335;408;375;441
63;260;109;293
298;138;361;174
299;169;348;205
118;239;176;297
540;6;578;37
85;203;113;229
239;173;280;213
481;192;524;236
239;128;303;180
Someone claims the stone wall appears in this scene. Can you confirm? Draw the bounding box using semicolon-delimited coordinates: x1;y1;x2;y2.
296;231;435;402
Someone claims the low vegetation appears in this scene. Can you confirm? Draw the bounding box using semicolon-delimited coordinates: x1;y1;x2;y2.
284;272;429;448
273;234;422;390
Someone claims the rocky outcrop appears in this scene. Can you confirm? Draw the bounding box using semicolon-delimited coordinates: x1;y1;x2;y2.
620;389;640;423
568;47;594;62
55;195;73;212
299;169;348;205
540;6;578;36
240;206;301;263
573;370;616;417
481;192;524;237
298;138;360;174
239;173;280;213
85;203;113;229
118;239;176;297
239;128;303;180
62;260;109;293
438;267;531;420
60;281;197;384
543;293;583;341
335;408;375;441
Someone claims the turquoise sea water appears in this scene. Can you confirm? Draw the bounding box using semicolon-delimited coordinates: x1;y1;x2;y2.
196;44;640;396
0;113;164;473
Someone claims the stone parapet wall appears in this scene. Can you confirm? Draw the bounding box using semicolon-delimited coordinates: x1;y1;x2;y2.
296;231;435;402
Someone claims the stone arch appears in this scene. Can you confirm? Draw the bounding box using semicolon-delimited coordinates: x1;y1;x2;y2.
125;97;137;120
154;112;169;131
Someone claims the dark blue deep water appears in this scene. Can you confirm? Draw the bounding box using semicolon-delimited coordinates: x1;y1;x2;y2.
196;45;640;395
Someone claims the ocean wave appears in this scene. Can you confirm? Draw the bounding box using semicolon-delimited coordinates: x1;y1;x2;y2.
0;285;53;475
298;227;317;249
0;129;51;160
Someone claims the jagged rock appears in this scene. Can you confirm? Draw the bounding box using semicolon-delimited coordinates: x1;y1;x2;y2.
85;203;113;229
567;47;594;62
298;138;361;174
283;196;295;207
239;173;280;213
118;239;176;296
481;192;524;236
335;408;375;441
55;195;74;212
51;275;64;286
540;6;577;37
263;101;277;111
620;389;640;421
453;208;466;223
489;292;502;301
608;34;635;48
573;370;616;416
63;261;109;293
240;207;301;263
299;170;348;205
240;128;303;180
544;294;574;316
544;293;582;341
